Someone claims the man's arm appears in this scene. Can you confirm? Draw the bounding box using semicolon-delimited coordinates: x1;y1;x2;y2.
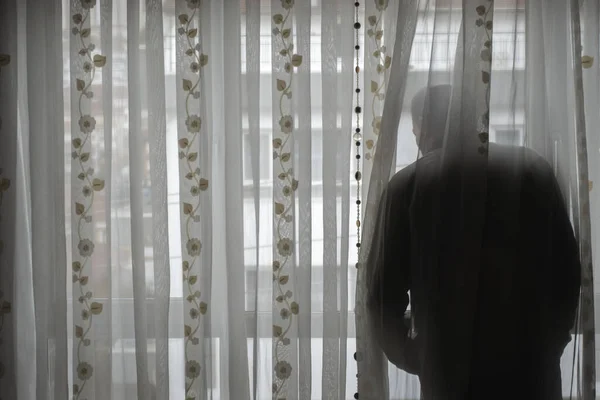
548;170;581;350
526;156;581;351
365;185;413;370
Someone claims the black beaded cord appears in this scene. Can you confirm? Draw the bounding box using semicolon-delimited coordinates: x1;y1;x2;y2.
353;1;362;258
353;1;362;399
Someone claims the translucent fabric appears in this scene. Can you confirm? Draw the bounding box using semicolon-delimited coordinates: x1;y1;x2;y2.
356;0;597;399
0;0;359;399
0;0;598;399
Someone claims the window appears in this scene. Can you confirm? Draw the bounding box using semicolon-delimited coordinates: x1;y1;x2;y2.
409;9;525;71
494;128;524;146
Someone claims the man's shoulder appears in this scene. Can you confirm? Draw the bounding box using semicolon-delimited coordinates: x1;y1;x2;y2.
489;144;553;176
386;151;448;199
387;161;418;195
385;145;555;195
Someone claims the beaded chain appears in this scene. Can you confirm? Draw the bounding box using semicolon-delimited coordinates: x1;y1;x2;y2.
353;2;362;257
353;1;362;399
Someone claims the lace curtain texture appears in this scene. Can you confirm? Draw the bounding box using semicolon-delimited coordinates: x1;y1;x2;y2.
0;0;598;399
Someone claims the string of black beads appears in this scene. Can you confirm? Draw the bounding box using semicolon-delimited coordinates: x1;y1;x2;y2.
353;1;362;256
353;1;362;399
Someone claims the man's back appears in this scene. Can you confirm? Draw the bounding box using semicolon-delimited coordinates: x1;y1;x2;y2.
368;144;580;399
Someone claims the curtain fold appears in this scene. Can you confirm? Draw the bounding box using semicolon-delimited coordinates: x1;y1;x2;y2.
580;1;600;396
321;1;339;396
145;0;171;395
99;0;115;396
28;1;69;399
241;0;262;398
221;0;249;398
0;0;599;399
125;1;151;397
336;2;354;397
0;0;20;398
294;1;312;397
569;1;596;398
356;1;420;398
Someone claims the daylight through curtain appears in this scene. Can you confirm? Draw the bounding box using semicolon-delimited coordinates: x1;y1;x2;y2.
0;0;598;399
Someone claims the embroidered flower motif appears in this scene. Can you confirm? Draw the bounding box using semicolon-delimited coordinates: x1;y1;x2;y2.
81;310;89;320
282;186;292;197
190;186;200;196
83;62;93;73
186;238;202;257
290;301;299;314
78;115;96;134
281;0;294;10
186;360;201;379
375;0;389;11
190;62;200;73
81;0;96;10
280;308;290;319
77;362;93;380
186;0;201;9
186;115;202;133
277;238;293;257
78;239;95;257
82;186;92;197
274;360;293;379
372;116;382;134
279;115;293;133
190;308;199;319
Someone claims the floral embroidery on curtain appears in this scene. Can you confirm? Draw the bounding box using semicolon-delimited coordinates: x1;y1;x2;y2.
70;0;107;397
365;0;390;161
272;0;302;397
476;1;493;154
177;0;209;398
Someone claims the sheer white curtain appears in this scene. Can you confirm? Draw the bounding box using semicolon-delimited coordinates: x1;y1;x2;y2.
1;0;359;399
356;0;599;399
0;0;599;399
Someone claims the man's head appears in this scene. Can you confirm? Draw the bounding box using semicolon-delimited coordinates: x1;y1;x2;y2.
410;84;452;153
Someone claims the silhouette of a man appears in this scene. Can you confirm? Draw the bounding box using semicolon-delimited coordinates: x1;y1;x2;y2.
366;85;581;399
